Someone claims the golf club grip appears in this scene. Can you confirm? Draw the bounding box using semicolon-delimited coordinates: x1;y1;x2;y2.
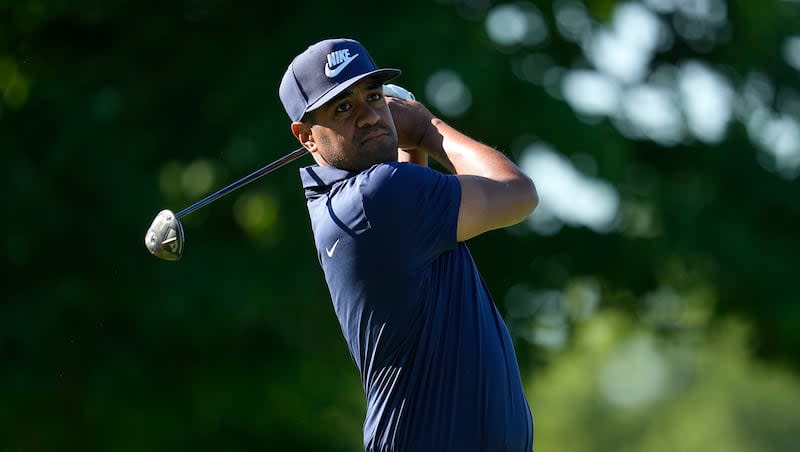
175;146;308;219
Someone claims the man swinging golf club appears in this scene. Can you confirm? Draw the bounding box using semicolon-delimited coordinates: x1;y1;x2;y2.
280;37;538;451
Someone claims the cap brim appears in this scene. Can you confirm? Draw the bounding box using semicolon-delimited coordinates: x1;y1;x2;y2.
304;68;401;116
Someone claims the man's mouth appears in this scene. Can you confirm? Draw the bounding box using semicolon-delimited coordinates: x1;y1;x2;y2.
359;128;390;144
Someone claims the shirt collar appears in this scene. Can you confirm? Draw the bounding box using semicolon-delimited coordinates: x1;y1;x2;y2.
300;164;357;192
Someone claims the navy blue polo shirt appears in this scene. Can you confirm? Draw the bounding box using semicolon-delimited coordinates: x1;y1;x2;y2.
301;161;533;452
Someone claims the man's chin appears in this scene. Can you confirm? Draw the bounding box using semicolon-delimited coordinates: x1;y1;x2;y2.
363;140;398;159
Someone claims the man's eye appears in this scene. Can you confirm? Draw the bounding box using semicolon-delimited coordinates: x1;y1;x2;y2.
368;92;382;102
335;103;351;113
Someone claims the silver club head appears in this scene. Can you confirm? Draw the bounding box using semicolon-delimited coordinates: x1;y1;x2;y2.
144;209;185;261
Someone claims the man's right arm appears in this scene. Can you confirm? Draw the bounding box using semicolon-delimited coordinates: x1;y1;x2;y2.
388;98;538;242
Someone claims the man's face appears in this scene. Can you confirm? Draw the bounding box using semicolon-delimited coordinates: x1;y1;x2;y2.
302;77;399;171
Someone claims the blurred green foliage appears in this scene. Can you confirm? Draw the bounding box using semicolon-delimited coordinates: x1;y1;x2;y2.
530;313;800;452
2;0;799;451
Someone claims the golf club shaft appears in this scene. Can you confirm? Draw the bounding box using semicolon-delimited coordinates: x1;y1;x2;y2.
175;147;308;219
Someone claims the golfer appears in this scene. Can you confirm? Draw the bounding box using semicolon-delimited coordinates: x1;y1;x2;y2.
280;38;537;451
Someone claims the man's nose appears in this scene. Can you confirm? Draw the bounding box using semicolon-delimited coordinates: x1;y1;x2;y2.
356;103;381;128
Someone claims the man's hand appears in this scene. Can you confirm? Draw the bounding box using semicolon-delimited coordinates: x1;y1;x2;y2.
385;95;437;152
384;87;435;166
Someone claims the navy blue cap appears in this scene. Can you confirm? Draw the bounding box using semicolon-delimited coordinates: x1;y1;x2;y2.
279;38;401;121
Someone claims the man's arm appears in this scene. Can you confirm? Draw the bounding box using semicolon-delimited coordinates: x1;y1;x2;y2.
422;118;538;242
388;98;538;242
397;148;428;166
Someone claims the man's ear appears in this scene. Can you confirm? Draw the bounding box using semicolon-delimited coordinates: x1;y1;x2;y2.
291;121;316;152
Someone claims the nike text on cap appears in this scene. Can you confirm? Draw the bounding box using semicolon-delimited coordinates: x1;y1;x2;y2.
279;38;401;121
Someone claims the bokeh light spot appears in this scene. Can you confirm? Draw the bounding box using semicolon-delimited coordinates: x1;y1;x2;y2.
486;2;548;47
620;83;684;145
784;36;800;72
425;70;472;117
678;60;733;143
599;333;668;407
181;159;216;198
554;0;592;43
521;143;620;234
562;69;621;116
0;59;30;109
233;191;279;240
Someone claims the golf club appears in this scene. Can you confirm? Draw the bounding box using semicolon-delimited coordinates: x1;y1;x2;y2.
144;146;308;261
143;84;416;261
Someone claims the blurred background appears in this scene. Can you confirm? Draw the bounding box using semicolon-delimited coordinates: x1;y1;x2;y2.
3;0;799;450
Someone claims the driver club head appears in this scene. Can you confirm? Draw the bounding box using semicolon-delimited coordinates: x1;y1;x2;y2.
145;209;185;261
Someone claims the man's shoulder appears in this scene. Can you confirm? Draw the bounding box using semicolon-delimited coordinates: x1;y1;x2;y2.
358;161;434;195
361;160;428;178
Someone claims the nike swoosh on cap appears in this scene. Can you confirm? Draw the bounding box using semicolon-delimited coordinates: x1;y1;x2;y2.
325;53;359;78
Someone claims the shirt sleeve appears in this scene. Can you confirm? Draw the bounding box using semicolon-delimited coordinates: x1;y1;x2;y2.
359;162;461;267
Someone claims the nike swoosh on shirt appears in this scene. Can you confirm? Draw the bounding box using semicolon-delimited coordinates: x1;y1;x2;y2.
326;239;340;257
325;53;359;78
